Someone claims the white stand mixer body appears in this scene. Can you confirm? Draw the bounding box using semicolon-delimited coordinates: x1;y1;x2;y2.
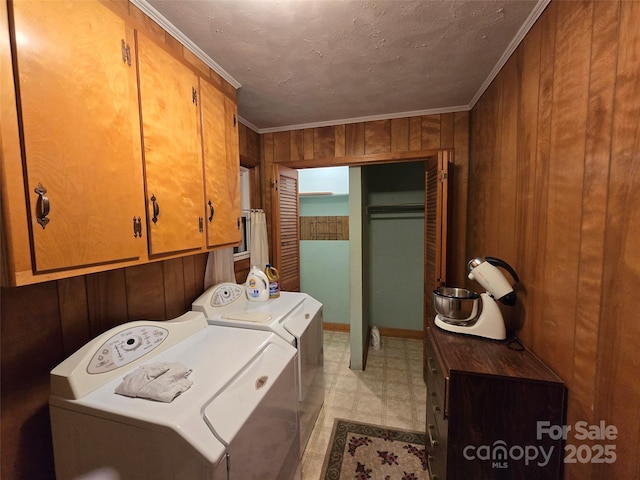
434;293;506;340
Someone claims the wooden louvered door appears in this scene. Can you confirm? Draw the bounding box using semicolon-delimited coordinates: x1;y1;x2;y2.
272;165;300;291
424;152;449;374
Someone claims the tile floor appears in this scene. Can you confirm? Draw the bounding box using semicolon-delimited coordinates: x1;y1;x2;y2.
301;330;427;479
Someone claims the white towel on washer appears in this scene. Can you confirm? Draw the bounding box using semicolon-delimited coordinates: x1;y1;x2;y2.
115;362;192;403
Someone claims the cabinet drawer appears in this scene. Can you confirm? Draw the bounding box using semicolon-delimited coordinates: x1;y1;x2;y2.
426;400;448;480
425;333;449;479
425;335;447;418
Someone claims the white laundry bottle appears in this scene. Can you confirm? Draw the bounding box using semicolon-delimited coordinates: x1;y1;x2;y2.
245;265;269;302
371;326;381;350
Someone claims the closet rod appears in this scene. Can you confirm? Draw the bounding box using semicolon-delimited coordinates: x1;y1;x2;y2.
366;203;424;214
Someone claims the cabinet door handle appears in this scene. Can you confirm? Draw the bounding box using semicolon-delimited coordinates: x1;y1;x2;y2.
34;183;50;229
427;424;439;447
151;194;159;224
208;200;214;222
427;456;438;480
428;357;438;374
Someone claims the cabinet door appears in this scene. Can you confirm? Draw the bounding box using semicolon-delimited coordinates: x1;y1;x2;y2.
200;80;241;248
136;32;203;256
12;0;146;272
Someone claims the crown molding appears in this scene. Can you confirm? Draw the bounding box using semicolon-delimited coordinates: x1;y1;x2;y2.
257;105;471;134
130;0;241;89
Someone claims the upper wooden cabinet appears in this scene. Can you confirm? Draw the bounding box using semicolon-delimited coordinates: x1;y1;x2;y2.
200;80;241;248
1;0;241;286
136;32;205;256
8;0;147;274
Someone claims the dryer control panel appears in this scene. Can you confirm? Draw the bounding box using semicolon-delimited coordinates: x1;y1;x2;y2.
209;283;244;307
87;325;168;374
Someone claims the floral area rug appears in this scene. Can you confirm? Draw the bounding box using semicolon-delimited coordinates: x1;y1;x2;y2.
320;418;427;480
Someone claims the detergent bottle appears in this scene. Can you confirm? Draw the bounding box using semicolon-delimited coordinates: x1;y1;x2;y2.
265;264;280;299
370;326;381;350
245;265;269;301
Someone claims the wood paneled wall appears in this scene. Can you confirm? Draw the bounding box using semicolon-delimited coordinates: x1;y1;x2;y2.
261;112;470;287
239;122;261;168
468;1;639;478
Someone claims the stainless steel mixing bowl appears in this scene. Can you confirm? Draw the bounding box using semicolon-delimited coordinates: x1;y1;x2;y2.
433;287;481;323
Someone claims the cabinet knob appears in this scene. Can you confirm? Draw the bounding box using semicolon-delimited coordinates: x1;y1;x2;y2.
34;183;50;229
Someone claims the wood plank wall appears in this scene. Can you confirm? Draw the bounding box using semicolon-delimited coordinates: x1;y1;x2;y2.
468;1;639;479
260;112;470;288
239;122;261;168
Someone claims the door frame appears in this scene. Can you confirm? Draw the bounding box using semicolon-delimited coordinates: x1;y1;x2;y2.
269;149;452;371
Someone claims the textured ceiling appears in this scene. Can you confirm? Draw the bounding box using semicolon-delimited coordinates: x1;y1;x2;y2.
136;0;547;132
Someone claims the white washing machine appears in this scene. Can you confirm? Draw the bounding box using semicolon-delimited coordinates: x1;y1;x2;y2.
49;311;300;480
192;284;324;453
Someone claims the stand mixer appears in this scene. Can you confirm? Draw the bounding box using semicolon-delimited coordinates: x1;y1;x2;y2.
433;256;520;340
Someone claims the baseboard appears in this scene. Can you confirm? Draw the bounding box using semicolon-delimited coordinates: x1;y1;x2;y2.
322;323;423;340
322;322;350;332
378;326;424;340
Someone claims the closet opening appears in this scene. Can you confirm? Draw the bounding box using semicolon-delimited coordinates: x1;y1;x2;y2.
364;162;426;338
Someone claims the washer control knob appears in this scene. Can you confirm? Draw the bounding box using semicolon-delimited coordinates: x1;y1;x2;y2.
121;335;142;351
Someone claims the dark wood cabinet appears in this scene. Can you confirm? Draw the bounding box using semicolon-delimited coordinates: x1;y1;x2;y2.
425;325;567;480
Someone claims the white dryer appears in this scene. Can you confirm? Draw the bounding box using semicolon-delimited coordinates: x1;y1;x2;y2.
49;311;300;480
192;284;324;453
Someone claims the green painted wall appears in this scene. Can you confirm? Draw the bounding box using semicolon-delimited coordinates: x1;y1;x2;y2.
364;162;425;332
299;240;350;324
299;194;349;216
299;178;350;324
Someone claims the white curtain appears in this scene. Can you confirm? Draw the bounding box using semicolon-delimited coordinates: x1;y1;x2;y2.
204;248;235;290
250;209;269;269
